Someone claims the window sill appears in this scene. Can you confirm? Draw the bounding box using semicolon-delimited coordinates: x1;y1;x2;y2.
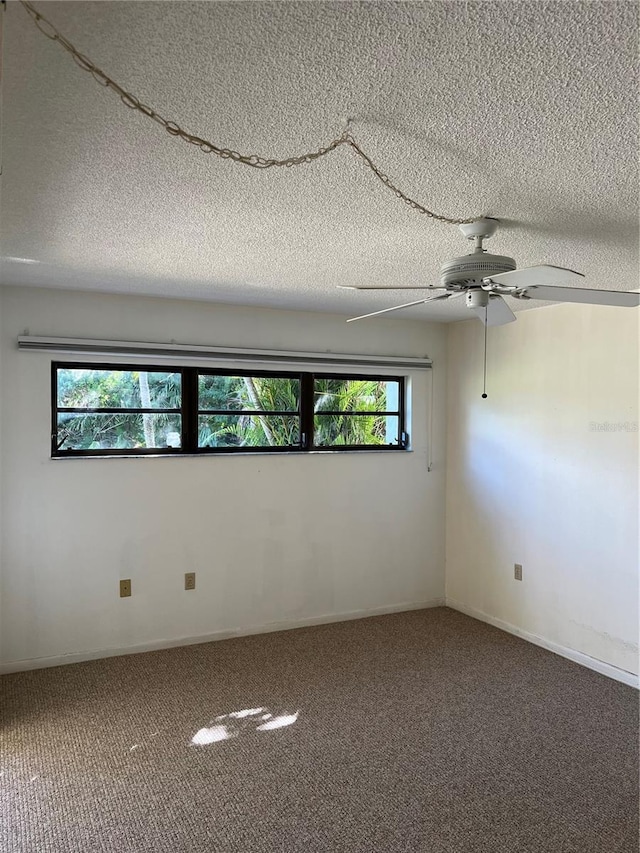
51;448;413;460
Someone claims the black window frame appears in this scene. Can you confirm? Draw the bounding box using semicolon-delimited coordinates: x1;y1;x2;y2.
305;372;406;452
196;366;303;454
52;362;408;457
52;362;185;457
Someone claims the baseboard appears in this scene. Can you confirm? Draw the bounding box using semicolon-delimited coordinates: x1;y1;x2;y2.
446;598;639;689
0;597;445;675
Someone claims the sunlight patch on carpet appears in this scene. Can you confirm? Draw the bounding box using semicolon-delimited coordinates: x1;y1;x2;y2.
191;707;299;746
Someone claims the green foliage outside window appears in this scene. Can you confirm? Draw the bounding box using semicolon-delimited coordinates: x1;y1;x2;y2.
198;375;300;448
54;367;403;453
198;376;396;448
313;378;397;446
57;369;181;450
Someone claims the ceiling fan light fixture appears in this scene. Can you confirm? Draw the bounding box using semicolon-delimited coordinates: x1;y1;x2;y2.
342;217;640;323
466;291;489;309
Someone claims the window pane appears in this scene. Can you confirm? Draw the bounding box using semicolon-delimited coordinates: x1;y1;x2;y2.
198;375;300;412
57;413;181;450
314;415;400;447
57;369;181;409
313;378;399;413
198;415;300;448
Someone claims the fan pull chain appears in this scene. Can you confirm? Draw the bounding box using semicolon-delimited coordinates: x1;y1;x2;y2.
482;308;488;399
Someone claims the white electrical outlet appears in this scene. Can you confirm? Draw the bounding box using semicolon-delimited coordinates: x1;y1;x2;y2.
514;564;523;581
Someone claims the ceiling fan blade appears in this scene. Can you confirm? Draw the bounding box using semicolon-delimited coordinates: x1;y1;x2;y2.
470;295;517;327
484;264;585;289
346;294;448;323
338;285;445;291
516;285;640;307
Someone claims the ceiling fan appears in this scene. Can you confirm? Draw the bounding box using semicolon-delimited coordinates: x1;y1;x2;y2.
339;218;640;324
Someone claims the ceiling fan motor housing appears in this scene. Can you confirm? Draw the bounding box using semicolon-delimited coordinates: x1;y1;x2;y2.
440;252;517;289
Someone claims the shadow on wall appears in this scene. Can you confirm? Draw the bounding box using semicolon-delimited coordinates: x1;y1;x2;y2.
459;362;637;644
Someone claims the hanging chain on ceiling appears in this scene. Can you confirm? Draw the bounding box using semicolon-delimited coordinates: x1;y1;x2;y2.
19;0;484;226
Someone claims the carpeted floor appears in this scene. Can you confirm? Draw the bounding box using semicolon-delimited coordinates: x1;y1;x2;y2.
2;607;638;852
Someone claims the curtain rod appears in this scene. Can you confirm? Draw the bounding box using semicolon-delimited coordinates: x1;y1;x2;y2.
17;336;433;370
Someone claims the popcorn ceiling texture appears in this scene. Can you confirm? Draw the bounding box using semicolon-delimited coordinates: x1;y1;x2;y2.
2;1;638;321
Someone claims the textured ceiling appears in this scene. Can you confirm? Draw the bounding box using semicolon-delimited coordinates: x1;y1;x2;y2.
1;1;638;322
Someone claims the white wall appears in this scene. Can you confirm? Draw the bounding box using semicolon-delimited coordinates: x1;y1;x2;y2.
0;285;447;671
446;303;639;676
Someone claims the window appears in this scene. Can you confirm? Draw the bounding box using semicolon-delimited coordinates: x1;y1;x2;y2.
52;364;407;456
197;371;301;450
311;375;403;449
54;366;182;455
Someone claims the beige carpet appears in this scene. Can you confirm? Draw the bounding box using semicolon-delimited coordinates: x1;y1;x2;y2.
2;607;638;852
